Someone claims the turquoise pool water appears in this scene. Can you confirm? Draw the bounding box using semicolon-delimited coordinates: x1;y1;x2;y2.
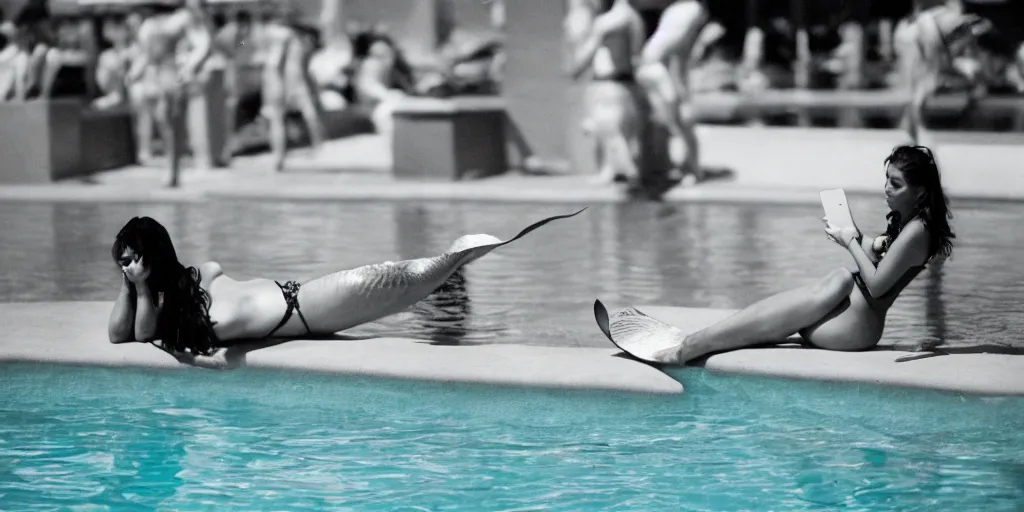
2;363;1022;511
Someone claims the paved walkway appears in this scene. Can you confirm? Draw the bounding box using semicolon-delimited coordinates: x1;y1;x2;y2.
1;126;1022;204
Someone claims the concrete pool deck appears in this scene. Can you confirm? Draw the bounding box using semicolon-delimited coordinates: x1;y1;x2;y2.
0;302;683;395
1;127;1023;204
2;302;1022;397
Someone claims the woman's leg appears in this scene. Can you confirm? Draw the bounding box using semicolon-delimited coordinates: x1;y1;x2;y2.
602;267;856;365
636;1;708;175
261;73;289;170
295;88;324;151
222;93;239;164
263;104;288;171
296;209;586;335
133;91;156;164
151;93;182;188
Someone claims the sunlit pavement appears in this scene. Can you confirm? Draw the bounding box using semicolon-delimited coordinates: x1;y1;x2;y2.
2;126;1023;204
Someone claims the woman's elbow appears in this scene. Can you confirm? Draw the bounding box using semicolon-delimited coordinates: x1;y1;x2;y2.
108;328;134;344
865;283;891;300
134;330;159;344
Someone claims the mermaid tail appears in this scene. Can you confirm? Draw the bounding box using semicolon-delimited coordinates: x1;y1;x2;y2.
297;208;588;334
594;299;686;364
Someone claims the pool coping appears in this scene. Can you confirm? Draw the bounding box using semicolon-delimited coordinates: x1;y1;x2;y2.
2;302;1022;397
0;302;684;395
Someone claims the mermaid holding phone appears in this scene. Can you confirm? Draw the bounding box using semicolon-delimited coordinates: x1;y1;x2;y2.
596;145;955;364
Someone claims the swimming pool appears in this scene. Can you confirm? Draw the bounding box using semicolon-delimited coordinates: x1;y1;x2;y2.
1;198;1021;352
1;362;1022;510
2;198;1023;509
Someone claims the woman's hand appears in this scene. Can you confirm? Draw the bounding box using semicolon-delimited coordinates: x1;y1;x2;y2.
156;342;238;370
823;217;859;247
121;270;135;290
123;255;151;285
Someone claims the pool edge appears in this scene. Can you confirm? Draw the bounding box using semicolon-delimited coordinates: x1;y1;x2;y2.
3;302;1023;397
0;302;684;396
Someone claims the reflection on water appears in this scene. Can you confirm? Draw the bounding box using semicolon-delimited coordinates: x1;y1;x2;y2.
0;199;1021;352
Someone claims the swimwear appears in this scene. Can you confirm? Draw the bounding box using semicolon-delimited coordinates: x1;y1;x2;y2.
853;265;926;305
594;72;636;83
266;280;312;337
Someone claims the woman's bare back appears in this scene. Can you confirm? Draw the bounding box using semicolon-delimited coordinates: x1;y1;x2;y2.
199;262;291;340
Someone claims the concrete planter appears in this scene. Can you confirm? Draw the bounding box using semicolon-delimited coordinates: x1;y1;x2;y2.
0;99;84;184
79;107;136;173
391;96;507;181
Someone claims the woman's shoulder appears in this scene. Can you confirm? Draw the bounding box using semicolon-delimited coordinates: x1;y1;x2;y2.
904;217;929;238
198;261;224;288
898;218;932;262
199;260;223;275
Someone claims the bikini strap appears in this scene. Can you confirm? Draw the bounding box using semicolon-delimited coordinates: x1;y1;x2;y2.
295;307;312;335
265;281;295;338
266;281;312;338
285;280;313;335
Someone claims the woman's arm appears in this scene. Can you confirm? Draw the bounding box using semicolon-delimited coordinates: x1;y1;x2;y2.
845;221;929;299
133;281;163;342
565;10;625;78
108;276;136;344
355;58;394;102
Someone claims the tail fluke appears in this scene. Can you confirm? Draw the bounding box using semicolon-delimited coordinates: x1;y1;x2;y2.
593;299;686;364
448;207;588;266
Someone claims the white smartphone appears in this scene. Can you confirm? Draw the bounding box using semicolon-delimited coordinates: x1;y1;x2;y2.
820;188;857;231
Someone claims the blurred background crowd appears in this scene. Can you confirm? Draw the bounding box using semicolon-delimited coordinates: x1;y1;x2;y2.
0;0;1022;182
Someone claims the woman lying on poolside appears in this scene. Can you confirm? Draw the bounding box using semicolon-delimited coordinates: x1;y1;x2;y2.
108;209;584;369
596;145;955;364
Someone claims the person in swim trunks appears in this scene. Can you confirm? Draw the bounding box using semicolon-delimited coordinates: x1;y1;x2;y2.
898;0;994;145
107;210;585;369
600;145;956;365
210;9;256;165
565;0;645;185
126;0;213;187
254;6;324;171
635;0;710;186
93;15;136;110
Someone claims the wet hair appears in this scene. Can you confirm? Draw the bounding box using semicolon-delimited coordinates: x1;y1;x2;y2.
111;217;219;355
883;145;956;260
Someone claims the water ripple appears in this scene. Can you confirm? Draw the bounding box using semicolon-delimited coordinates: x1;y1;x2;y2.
2;364;1021;511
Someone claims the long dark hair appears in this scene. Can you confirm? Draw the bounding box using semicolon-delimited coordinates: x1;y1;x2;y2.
883;145;956;260
111;217;219;355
